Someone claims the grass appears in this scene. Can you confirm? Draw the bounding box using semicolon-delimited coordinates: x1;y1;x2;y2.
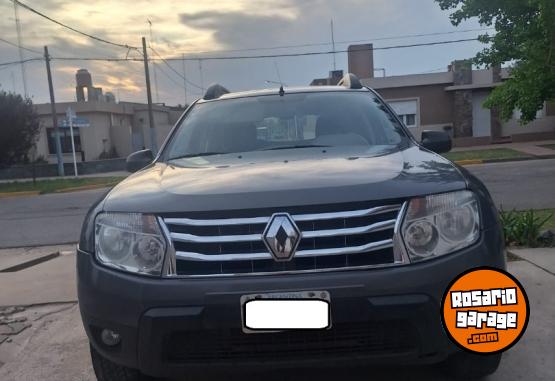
539;144;555;150
443;148;530;162
509;209;555;230
0;176;125;194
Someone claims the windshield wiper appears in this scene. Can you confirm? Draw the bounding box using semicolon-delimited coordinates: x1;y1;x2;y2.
168;152;228;160
260;144;331;151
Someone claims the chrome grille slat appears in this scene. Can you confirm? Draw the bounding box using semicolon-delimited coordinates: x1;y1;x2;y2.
175;239;393;262
302;219;396;239
162;202;407;277
170;232;261;243
168;218;397;243
163;204;402;227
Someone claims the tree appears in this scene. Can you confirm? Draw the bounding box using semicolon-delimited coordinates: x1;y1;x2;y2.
0;90;41;166
436;0;555;123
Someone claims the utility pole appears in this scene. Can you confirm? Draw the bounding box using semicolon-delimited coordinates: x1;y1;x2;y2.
198;59;204;93
67;107;78;177
330;19;337;71
147;19;159;103
10;71;16;92
182;53;187;106
13;0;28;97
142;37;157;152
44;46;64;176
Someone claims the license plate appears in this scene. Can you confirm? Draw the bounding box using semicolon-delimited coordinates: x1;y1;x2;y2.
240;291;331;333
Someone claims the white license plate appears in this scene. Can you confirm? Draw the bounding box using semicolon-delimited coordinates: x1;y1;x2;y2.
240;291;331;333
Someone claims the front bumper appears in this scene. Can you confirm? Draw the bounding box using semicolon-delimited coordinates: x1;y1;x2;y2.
77;230;505;378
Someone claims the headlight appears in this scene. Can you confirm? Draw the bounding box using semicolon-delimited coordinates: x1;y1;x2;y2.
402;190;480;262
95;213;167;276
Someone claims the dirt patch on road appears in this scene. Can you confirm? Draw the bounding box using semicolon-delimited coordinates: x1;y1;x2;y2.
0;303;94;381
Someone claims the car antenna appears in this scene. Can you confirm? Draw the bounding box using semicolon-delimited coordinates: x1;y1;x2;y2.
264;80;286;97
274;61;285;96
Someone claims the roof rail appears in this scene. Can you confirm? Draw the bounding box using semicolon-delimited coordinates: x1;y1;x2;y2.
203;84;230;100
337;73;363;89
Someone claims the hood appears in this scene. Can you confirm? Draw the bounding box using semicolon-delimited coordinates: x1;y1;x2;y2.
104;146;467;213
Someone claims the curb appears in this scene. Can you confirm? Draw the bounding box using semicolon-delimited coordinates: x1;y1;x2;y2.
0;252;60;273
506;249;523;262
0;191;40;199
0;182;117;198
52;182;118;193
454;159;483;165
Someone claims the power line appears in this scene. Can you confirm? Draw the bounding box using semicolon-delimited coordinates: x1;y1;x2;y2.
416;67;449;74
0;37;481;68
336;28;494;45
45;38;480;64
12;0;140;51
154;63;202;96
0;58;43;67
164;38;481;62
149;45;203;90
51;57;137;62
0;36;42;55
177;28;494;55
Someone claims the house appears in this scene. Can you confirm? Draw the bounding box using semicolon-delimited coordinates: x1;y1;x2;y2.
312;44;555;147
34;69;184;163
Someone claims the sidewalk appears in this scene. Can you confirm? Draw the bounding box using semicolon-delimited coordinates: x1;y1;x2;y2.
0;244;77;306
0;244;554;380
451;139;555;158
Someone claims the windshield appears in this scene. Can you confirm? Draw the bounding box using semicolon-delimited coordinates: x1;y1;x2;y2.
164;91;408;161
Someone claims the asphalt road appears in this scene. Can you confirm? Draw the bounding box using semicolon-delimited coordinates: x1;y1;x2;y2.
465;158;555;210
0;158;554;248
0;188;108;249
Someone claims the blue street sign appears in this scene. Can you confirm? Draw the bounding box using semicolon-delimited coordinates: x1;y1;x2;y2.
58;117;90;128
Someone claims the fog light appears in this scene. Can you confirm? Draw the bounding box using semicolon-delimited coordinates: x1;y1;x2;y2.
100;328;121;346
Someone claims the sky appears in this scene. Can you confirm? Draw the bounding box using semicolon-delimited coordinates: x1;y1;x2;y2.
0;0;489;106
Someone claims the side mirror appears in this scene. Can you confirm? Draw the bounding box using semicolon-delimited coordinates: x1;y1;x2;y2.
126;149;154;173
421;130;452;154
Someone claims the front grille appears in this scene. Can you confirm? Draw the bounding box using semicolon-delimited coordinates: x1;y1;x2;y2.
165;320;419;363
161;200;406;276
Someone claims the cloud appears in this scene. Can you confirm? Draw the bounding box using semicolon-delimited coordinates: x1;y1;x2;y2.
180;10;296;50
0;0;486;105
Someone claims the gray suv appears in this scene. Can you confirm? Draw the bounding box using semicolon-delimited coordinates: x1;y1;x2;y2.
78;74;505;380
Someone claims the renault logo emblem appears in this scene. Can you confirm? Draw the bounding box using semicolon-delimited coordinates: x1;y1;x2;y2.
262;213;301;262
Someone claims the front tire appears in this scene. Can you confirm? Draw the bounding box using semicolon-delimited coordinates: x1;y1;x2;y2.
90;344;145;381
442;352;502;379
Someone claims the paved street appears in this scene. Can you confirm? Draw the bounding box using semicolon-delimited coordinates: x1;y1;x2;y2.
465;158;555;210
0;188;108;248
0;159;554;249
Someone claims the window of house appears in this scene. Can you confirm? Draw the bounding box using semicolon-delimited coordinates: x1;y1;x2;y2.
401;114;416;127
388;99;418;128
47;128;82;154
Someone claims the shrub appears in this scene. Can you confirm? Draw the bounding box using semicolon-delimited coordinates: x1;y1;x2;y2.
499;209;553;247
